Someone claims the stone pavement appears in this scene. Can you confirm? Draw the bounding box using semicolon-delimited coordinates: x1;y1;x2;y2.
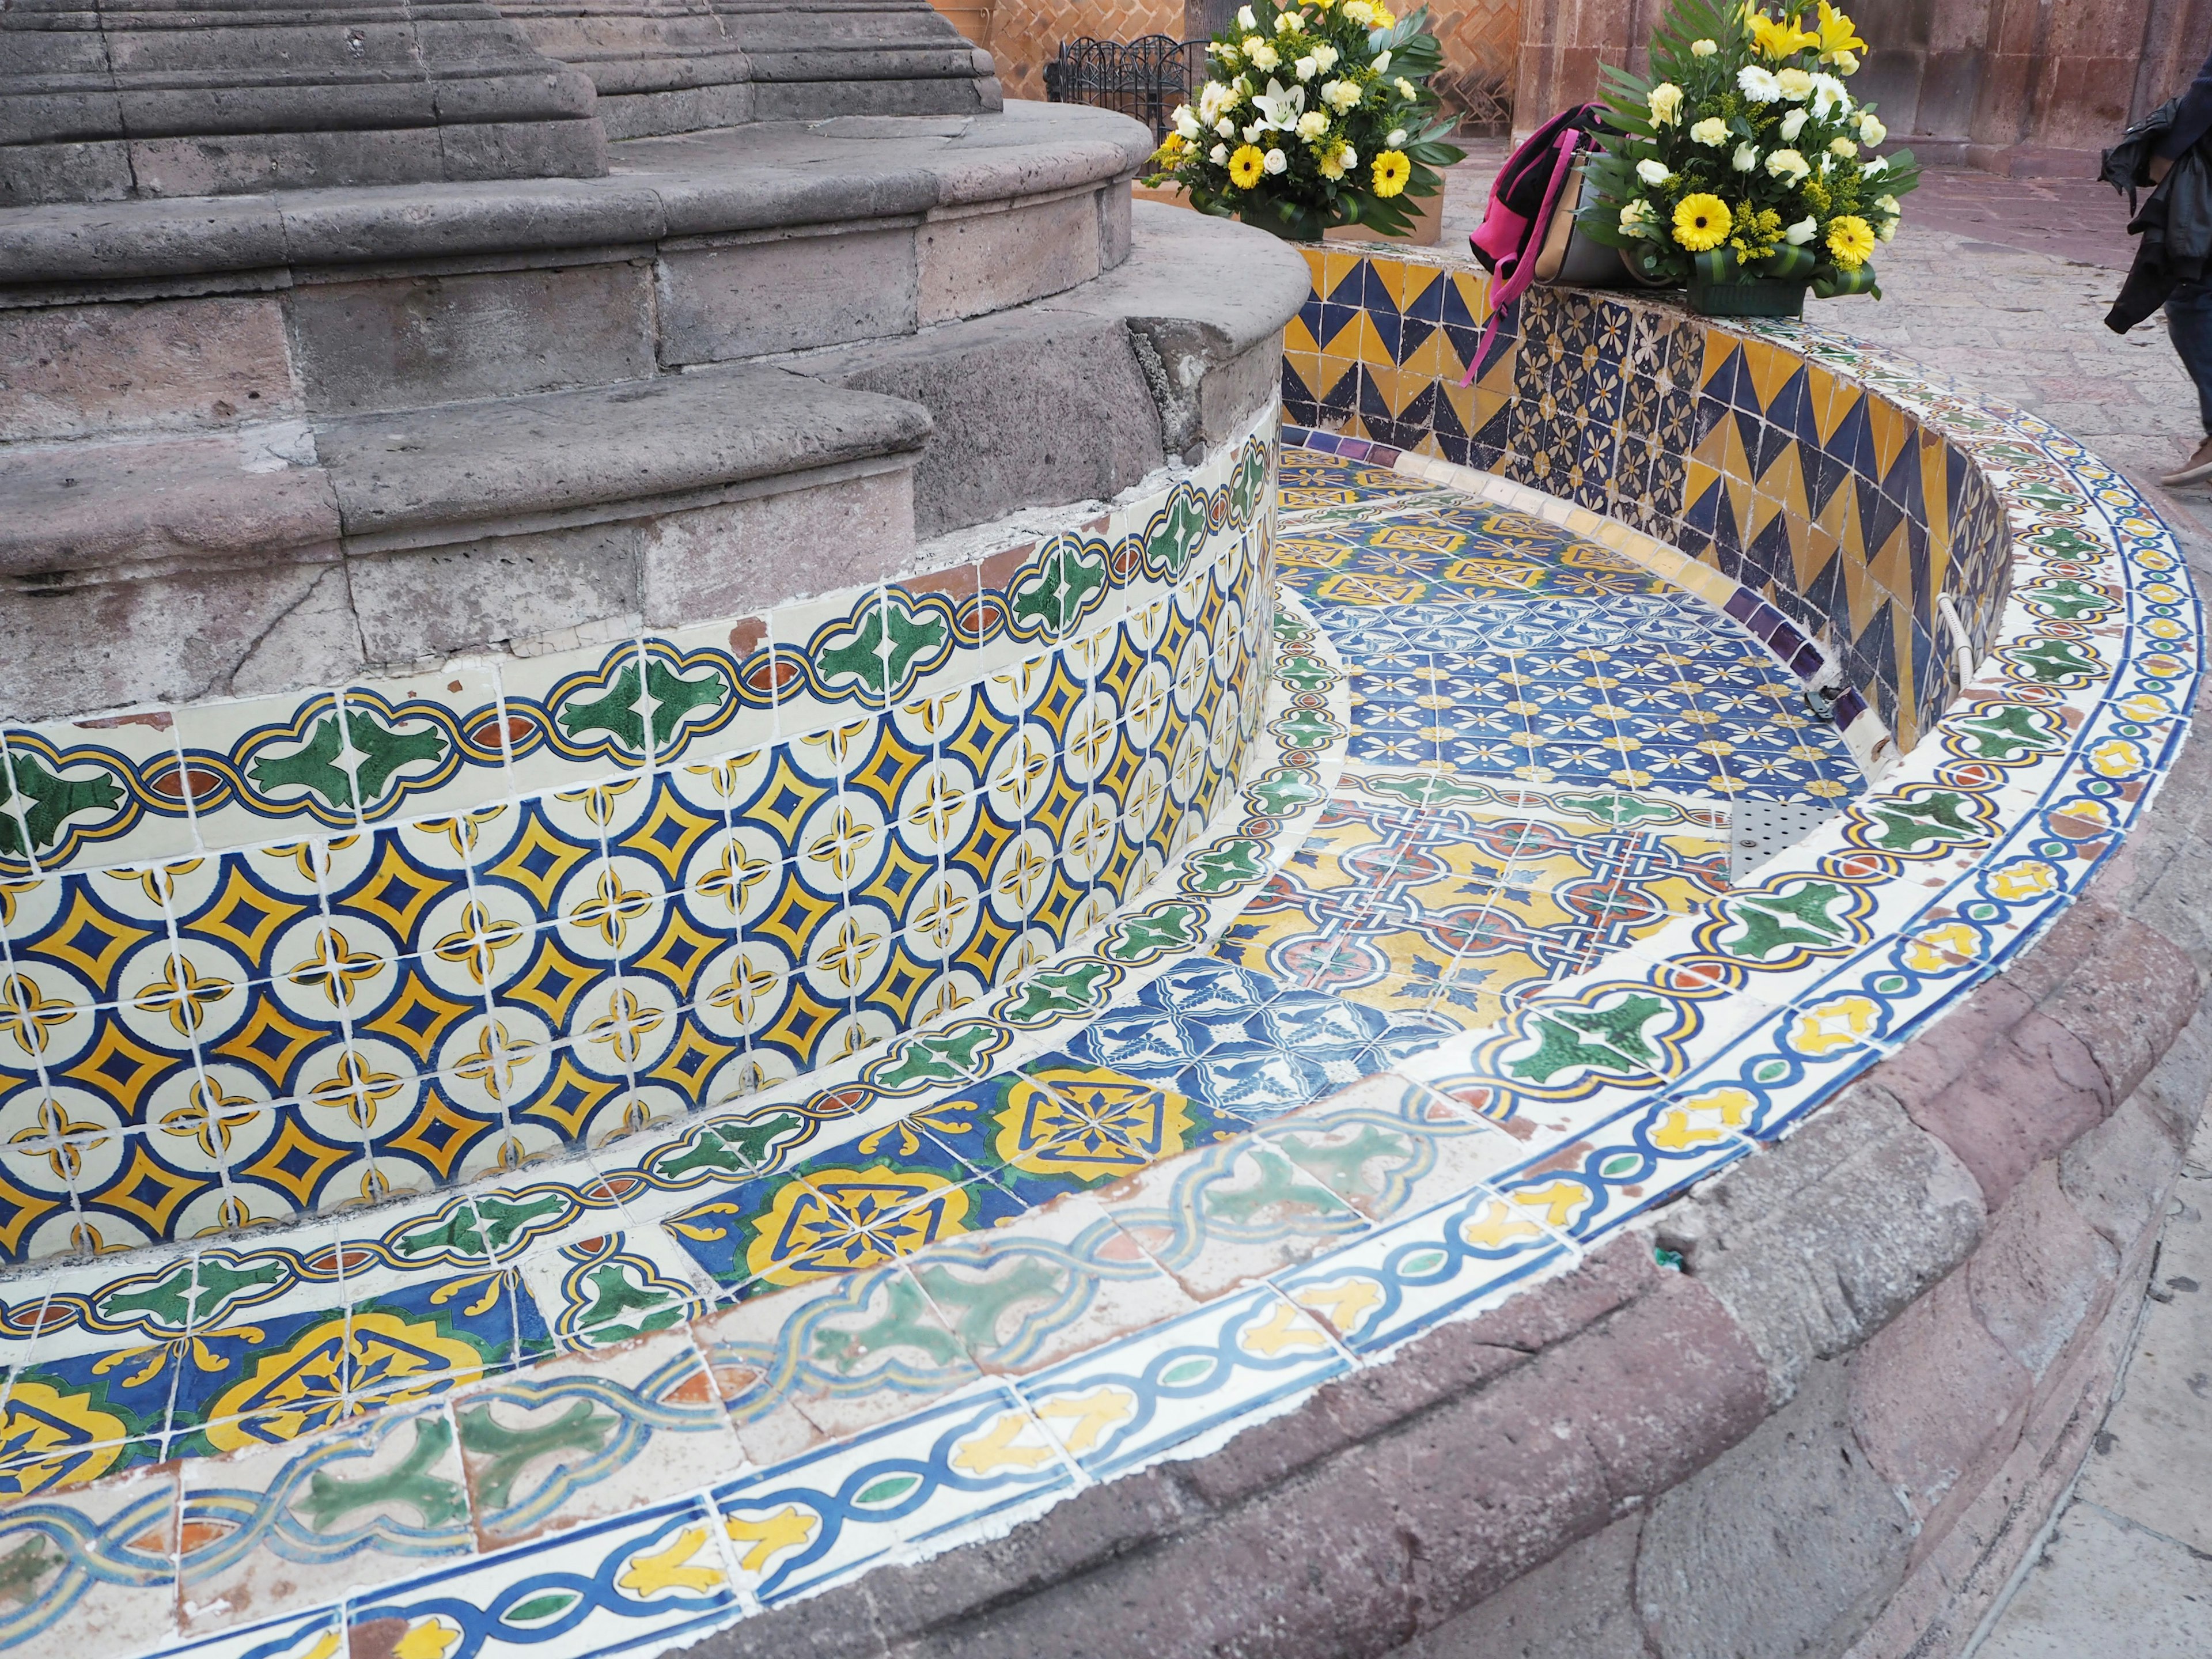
1420;153;2212;1656
1971;1110;2212;1657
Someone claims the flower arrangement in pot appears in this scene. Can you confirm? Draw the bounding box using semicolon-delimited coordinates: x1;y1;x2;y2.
1141;0;1465;243
1578;0;1918;316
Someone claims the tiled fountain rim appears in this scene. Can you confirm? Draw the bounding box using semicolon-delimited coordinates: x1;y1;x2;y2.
0;323;2198;1658
0;407;1279;1260
1291;242;2020;755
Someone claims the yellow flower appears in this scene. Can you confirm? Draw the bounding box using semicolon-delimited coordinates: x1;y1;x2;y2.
1673;192;1733;252
1372;148;1411;196
1748;10;1817;58
1815;0;1867;60
1228;143;1266;188
1373;3;1394;21
1825;214;1876;267
1152;134;1189;168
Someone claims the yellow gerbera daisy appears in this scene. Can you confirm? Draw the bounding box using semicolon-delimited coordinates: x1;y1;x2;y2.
1228;144;1266;188
1825;214;1876;268
1372;149;1411;197
1673;192;1732;252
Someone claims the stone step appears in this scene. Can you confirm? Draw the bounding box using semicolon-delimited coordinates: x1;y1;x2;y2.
0;365;930;718
0;105;1150;425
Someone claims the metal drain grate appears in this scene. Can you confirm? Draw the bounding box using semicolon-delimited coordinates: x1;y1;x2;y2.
1729;798;1845;885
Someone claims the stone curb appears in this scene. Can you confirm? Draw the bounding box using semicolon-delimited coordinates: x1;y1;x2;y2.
686;724;2212;1659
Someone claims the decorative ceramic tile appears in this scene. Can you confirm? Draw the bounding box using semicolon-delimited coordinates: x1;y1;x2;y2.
7;272;2202;1659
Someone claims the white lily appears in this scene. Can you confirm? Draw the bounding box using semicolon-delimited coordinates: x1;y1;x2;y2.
1251;78;1307;131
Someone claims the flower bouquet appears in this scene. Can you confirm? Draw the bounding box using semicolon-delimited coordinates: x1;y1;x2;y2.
1141;0;1465;243
1577;0;1919;316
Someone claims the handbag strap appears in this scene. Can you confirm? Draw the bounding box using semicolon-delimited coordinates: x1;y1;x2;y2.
1460;127;1585;387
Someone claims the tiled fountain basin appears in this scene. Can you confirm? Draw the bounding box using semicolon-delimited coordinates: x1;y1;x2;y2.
0;248;2202;1659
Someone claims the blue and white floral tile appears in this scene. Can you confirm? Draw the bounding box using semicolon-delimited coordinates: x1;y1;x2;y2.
450;1325;747;1551
0;1457;178;1658
709;1380;1074;1609
175;1400;474;1642
343;1493;744;1659
1270;1179;1575;1358
1012;1282;1348;1483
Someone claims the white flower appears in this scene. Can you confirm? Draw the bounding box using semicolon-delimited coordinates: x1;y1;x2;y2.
1691;37;1717;56
1243;120;1264;141
1874;192;1900;215
1829;135;1857;157
1819;153;1833;175
1396;75;1417;99
1733;142;1759;172
1341;145;1358;166
1776;67;1814;100
1296;109;1329;139
1342;0;1373;22
1373;49;1392;73
1251;77;1305;129
1274;12;1298;31
1690;116;1728;146
1217;118;1234;137
1858;111;1887;145
1236;5;1255;26
1263;147;1288;173
1322;78;1362;113
1766;146;1809;182
1878;214;1896;240
1834;49;1859;74
1294;55;1317;80
1387;126;1406;145
1312;43;1339;71
1861;153;1889;176
1783;215;1816;244
1738;66;1781;103
1778;108;1806;142
1240;33;1264;55
1175;106;1201;138
1809;72;1849;116
1620;198;1658;234
1248;40;1279;71
1636;157;1669;185
1211;142;1229;163
1198;80;1240;121
1647;82;1684;125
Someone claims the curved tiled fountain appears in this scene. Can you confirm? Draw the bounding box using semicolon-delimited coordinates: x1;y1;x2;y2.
0;245;2199;1659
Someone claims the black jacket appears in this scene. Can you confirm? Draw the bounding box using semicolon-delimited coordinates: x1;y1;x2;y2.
2105;97;2212;332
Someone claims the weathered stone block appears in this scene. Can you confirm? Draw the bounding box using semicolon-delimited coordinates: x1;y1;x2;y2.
657;227;920;364
0;555;362;715
1637;1358;1911;1659
1848;1271;2032;1529
0;296;300;441
639;465;914;623
917;190;1102;325
901;1463;1420;1659
1869;980;2109;1206
813;310;1164;538
1967;1164;2120;1384
2006;899;2205;1107
1658;1082;1987;1404
287;262;658;416
345;522;643;665
1396;1514;1648;1658
0;429;340;583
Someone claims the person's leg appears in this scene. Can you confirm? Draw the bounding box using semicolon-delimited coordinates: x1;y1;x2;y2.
2162;278;2212;484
